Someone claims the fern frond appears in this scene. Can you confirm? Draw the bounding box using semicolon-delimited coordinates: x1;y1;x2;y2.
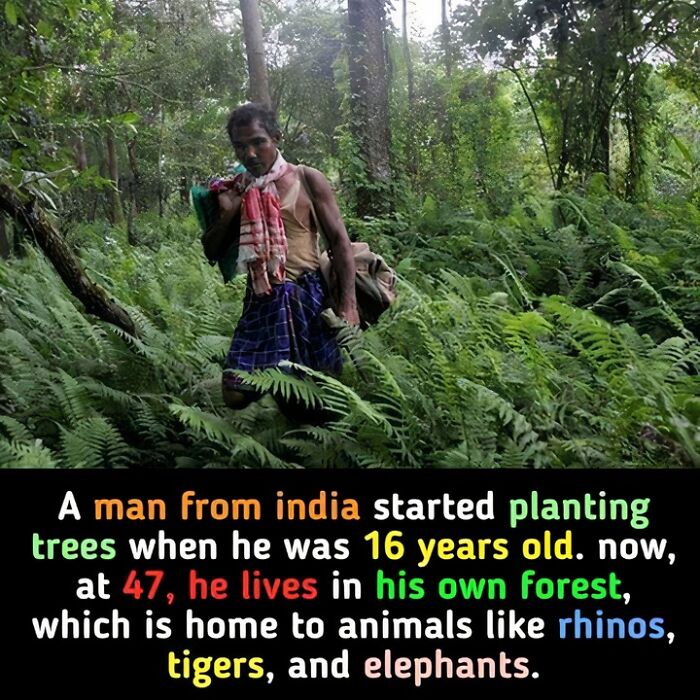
0;328;45;364
53;370;93;425
231;369;324;409
0;415;33;442
169;403;289;467
59;416;131;469
606;259;694;340
0;438;58;468
458;378;547;468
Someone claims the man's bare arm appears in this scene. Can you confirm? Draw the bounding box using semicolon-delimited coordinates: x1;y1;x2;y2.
305;167;359;326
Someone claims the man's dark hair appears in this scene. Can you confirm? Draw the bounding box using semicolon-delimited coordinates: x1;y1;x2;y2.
227;103;281;142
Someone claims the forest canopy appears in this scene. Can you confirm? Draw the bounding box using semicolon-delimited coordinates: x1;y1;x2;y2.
1;0;699;468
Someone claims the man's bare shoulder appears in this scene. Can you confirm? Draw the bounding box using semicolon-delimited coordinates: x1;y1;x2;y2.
299;165;333;197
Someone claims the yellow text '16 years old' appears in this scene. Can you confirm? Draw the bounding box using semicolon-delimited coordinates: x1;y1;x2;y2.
365;530;576;567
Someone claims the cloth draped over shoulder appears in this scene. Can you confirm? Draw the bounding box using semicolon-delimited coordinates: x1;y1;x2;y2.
193;152;291;292
234;152;290;295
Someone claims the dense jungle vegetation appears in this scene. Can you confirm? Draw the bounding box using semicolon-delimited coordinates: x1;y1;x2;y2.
1;0;699;468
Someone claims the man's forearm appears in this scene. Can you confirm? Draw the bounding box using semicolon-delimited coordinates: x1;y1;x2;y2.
331;237;357;312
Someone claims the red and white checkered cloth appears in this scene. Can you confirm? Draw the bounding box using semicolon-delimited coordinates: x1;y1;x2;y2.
236;152;290;295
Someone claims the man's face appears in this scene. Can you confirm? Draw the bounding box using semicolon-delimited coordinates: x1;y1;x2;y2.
230;119;279;178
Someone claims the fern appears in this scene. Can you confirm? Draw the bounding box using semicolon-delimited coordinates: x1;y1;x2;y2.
2;191;698;469
458;379;548;468
0;415;33;442
605;259;695;340
59;416;131;469
169;403;292;468
0;438;58;468
230;368;325;409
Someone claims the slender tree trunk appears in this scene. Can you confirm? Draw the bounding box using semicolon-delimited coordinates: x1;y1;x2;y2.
179;171;190;207
73;132;88;171
102;5;125;224
240;0;271;106
125;136;139;244
586;3;618;182
126;137;140;212
105;127;125;225
622;1;647;202
509;65;557;190
347;0;391;217
92;131;109;222
126;194;137;246
556;107;571;190
0;215;9;259
624;82;643;201
158;106;165;218
0;184;136;335
402;1;416;108
554;10;571;189
441;0;452;79
589;110;611;178
439;0;458;183
402;0;417;176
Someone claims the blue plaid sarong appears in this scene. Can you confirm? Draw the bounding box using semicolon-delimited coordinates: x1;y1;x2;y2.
223;270;342;391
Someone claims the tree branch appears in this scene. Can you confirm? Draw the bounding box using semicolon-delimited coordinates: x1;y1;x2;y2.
0;182;137;336
505;63;557;190
8;61;169;78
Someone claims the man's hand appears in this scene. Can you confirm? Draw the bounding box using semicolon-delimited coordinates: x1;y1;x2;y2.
338;303;360;327
217;189;241;214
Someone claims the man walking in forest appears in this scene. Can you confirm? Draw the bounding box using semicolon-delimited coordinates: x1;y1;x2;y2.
201;103;359;412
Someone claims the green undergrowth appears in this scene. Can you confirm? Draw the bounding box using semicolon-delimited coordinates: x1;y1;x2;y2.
1;194;698;468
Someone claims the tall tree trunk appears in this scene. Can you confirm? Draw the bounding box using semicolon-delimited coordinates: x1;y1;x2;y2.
105;127;125;225
0;215;9;259
158;106;165;218
126;137;140;212
0;184;136;335
509;65;557;190
73;132;88;171
126;136;139;244
93;131;109;222
441;0;452;79
179;171;190;207
347;0;391;217
621;1;647;202
585;2;618;183
624;73;646;202
439;0;457;182
402;0;415;108
588;98;612;180
554;9;571;189
556;106;571;190
240;0;272;106
402;0;417;176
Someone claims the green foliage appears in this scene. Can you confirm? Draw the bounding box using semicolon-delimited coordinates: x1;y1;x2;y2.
4;190;698;469
453;1;700;193
1;0;247;223
1;0;699;469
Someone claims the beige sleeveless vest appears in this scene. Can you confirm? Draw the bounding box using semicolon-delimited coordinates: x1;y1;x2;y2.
279;168;321;281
